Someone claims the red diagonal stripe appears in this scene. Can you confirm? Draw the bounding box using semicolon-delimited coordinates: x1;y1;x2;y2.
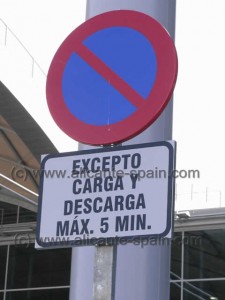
75;43;145;108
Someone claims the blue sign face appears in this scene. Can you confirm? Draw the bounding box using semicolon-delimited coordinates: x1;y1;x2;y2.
62;27;157;126
46;10;178;145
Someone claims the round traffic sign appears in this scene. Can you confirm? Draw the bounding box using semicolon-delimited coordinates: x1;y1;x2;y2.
46;10;178;145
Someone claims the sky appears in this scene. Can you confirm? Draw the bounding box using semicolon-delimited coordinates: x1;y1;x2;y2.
1;0;225;210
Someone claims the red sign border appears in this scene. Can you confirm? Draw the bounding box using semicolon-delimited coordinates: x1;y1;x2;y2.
46;10;178;145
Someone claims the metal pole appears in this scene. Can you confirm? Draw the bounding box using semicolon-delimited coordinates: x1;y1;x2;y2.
93;245;117;300
69;1;176;299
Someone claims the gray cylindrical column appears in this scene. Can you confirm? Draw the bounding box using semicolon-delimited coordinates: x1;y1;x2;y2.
69;244;95;299
70;1;176;299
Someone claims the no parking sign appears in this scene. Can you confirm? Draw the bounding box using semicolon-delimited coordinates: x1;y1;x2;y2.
46;10;178;145
37;10;177;247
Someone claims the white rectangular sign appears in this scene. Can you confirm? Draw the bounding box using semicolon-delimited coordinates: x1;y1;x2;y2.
36;141;175;247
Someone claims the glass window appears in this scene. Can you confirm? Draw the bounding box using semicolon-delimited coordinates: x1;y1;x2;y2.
0;246;7;290
6;288;69;300
7;244;71;289
184;229;225;279
183;281;224;300
18;207;36;223
0;293;3;300
170;281;181;300
171;232;182;280
0;201;17;224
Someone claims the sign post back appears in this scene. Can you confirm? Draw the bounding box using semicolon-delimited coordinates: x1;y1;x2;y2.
40;2;177;300
69;1;177;300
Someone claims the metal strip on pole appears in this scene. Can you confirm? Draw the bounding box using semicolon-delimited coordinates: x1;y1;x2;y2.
93;245;117;300
69;1;176;299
